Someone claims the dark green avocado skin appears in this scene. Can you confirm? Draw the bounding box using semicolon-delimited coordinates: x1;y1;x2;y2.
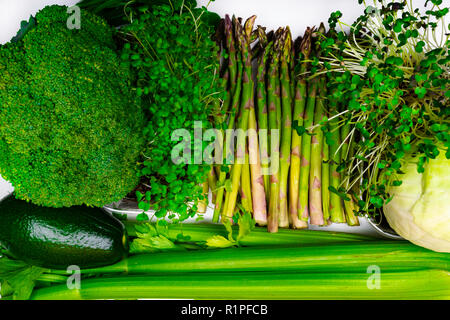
0;195;129;269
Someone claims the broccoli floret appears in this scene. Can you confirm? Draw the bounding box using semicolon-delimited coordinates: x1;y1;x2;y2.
0;5;146;208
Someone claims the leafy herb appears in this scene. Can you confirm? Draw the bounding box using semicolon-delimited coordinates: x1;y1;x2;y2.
119;1;222;222
128;210;256;251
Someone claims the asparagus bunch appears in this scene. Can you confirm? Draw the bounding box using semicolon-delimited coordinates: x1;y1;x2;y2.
211;18;361;232
212;16;267;223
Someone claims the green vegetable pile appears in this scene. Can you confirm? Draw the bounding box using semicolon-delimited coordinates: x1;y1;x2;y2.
204;0;449;235
0;0;449;301
1;213;449;300
76;0;449;238
0;5;146;207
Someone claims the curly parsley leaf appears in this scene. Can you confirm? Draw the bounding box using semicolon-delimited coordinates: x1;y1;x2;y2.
129;223;186;254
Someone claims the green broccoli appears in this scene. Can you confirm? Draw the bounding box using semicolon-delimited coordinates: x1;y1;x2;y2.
0;5;146;208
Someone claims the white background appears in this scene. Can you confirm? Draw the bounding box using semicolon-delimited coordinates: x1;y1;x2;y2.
1;0;444;44
0;0;446;235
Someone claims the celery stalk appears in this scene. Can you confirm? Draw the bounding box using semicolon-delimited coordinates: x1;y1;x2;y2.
70;241;450;276
30;269;450;300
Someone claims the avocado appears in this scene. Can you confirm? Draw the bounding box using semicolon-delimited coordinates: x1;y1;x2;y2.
0;195;129;269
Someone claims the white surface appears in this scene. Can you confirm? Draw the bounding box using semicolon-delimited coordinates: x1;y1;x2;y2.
0;0;366;44
3;0;443;237
198;0;365;38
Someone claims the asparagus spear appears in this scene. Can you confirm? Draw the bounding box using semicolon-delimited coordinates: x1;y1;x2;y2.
213;15;242;223
255;27;271;202
322;114;331;224
324;27;347;224
266;33;282;233
207;166;217;204
213;18;231;127
344;195;359;226
287;38;296;228
289;30;312;229
211;22;230;180
309;74;326;225
248;104;267;225
278;27;293;228
289;38;297;107
274;31;283;144
307;23;330;226
214;62;242;222
240;147;253;213
248;27;268;226
212;59;231;180
211;36;230;189
225;16;238;98
222;16;257;221
298;68;317;221
200;23;227;217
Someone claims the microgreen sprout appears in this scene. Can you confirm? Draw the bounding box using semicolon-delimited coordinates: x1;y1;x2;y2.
319;0;449;217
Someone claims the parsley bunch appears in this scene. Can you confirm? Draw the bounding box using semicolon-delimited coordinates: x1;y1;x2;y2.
318;0;449;217
119;2;222;222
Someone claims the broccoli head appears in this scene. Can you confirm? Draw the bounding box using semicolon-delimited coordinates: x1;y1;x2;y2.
0;5;146;208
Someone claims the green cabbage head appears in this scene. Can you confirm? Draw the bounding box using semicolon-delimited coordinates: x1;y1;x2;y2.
384;151;450;252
